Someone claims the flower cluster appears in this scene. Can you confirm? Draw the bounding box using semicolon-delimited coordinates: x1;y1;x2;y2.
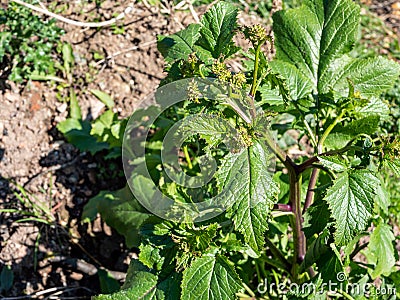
242;24;269;47
212;61;246;88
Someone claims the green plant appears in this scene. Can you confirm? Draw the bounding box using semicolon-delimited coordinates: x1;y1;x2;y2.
83;1;400;299
0;183;56;225
0;0;64;82
57;90;127;159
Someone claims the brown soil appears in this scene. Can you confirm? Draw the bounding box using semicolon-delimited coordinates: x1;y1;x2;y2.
0;1;266;298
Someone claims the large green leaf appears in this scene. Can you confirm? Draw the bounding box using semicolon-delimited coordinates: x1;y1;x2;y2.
325;56;400;97
181;255;243;300
195;2;239;61
273;0;400;97
82;186;150;248
324;115;380;149
301;229;329;271
269;60;313;101
364;222;396;279
324;170;379;246
217;141;279;253
96;260;181;300
57;119;109;154
316;249;345;283
158;24;201;63
273;0;360;91
303;199;331;239
178;114;240;150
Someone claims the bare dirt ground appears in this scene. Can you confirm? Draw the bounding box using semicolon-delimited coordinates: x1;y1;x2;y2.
0;1;195;298
0;1;264;298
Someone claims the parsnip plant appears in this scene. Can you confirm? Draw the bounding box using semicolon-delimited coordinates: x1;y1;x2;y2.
86;1;400;299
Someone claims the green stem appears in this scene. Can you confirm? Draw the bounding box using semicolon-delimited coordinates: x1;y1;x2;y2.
303;118;318;148
248;43;263;119
318;110;345;154
303;110;345;213
261;130;297;171
183;145;193;169
265;238;292;273
250;43;262;97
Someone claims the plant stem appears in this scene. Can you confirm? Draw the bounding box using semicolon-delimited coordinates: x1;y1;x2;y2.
303;118;318;148
183;145;193;169
289;170;305;280
265;238;292;273
248;43;263;119
303;168;319;214
349;242;369;260
273;203;292;212
317;110;345;154
250;43;262;98
303;110;345;212
261;130;297;171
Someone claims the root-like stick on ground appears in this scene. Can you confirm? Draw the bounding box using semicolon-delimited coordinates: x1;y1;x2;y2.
11;0;135;27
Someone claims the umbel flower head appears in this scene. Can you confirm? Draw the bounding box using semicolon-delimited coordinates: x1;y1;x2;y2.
242;24;270;47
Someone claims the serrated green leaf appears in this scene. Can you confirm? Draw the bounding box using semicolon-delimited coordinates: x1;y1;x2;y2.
102;260;181;300
273;0;360;92
324;170;378;246
91;90;115;109
181;255;243;300
178;114;240;150
325;115;380;149
258;83;283;106
218;142;279;253
158;24;201;63
196;2;239;60
139;244;164;271
355;97;390;120
327;57;400;98
318;156;347;172
385;160;400;178
273;0;400;99
82;186;150;248
364;222;396;278
303;199;331;239
269;60;313;101
339;115;380;136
